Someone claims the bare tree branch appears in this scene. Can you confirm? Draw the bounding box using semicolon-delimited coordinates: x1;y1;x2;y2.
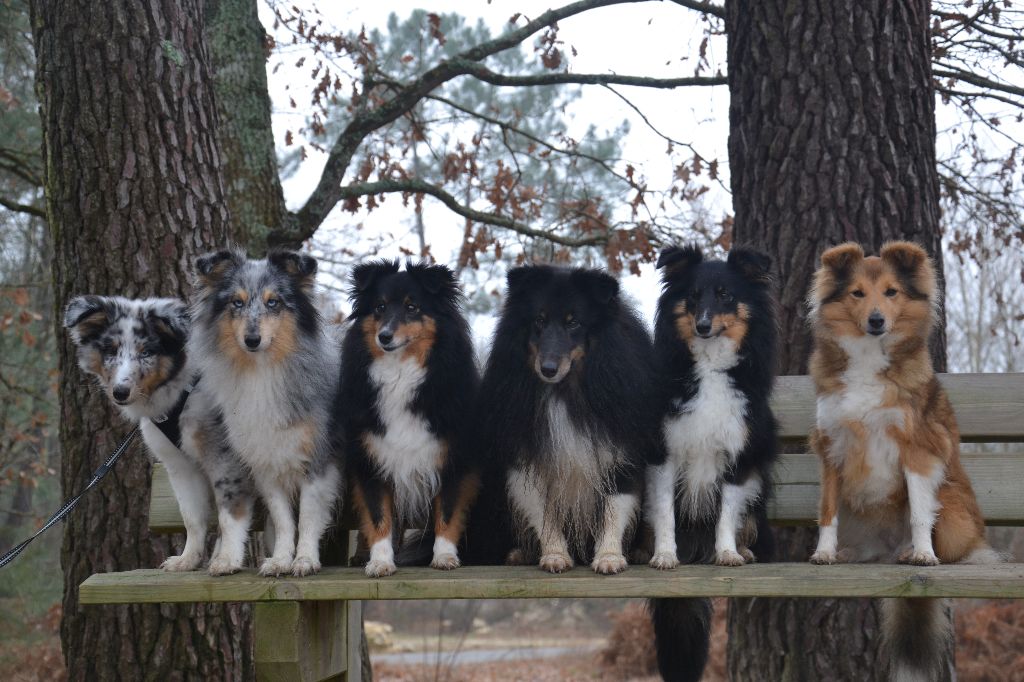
933;66;1024;100
455;61;727;88
0;196;45;219
336;178;613;247
668;0;725;19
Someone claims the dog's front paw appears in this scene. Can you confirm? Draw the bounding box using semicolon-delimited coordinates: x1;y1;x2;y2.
539;553;574;574
899;548;940;566
207;555;244;576
649;551;679;570
810;549;839;565
592;553;628;575
259;556;294;577
161;554;202;572
431;552;461;571
365;558;397;578
291;556;321;577
715;549;746;567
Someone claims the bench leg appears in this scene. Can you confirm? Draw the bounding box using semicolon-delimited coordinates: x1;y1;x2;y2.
255;600;358;682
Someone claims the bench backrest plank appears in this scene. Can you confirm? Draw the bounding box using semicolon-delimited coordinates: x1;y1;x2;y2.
147;373;1024;533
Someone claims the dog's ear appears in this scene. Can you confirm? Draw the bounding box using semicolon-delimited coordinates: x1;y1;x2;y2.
148;300;190;351
820;242;864;274
63;295;112;344
505;265;545;294
656;245;703;280
268;250;318;292
880;241;935;300
572;269;619;305
195;249;244;287
407;261;460;297
727;246;772;285
349;259;399;301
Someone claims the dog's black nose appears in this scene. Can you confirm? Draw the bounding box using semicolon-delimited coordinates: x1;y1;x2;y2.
112;386;130;402
378;331;393;346
244;334;262;350
695;319;712;337
867;312;886;335
540;361;559;378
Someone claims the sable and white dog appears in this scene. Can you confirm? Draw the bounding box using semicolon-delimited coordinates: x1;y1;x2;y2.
807;241;998;680
190;249;342;577
65;295;255;575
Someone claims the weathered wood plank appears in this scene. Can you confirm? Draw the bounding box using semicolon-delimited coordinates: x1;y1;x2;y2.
774;373;1024;443
254;601;347;682
79;563;1024;603
771;450;1024;526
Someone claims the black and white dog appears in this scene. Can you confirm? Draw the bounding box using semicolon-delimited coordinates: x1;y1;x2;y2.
190;249;341;577
647;245;778;569
65;295;254;575
337;260;479;577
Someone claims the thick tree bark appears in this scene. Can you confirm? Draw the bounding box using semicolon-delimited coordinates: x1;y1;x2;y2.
205;0;287;254
725;1;949;680
31;1;253;679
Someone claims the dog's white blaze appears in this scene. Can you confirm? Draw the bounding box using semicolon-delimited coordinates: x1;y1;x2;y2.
817;335;904;510
663;336;748;517
715;476;761;557
366;352;442;524
905;466;943;560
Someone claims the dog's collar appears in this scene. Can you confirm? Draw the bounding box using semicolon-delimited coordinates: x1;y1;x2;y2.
151;376;198;448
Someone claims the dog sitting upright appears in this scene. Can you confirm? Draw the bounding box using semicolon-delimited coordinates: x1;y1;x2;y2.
337;260;480;577
64;295;254;575
190;249;342;577
807;241;999;680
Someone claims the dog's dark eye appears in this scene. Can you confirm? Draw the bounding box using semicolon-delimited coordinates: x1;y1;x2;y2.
717;289;733;302
139;348;152;358
374;303;385;315
851;290;865;298
565;315;581;330
232;298;244;309
265;298;279;309
406;303;419;314
884;288;898;298
534;314;546;328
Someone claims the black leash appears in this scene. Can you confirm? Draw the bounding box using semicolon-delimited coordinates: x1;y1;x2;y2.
0;426;139;569
0;379;197;570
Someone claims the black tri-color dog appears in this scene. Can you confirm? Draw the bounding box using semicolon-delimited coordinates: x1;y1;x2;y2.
336;260;480;577
476;265;664;575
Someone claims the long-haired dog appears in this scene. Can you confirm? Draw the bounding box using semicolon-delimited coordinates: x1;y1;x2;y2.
64;296;254;575
644;245;778;681
336;260;479;577
808;241;998;680
190;249;341;577
476;265;661;575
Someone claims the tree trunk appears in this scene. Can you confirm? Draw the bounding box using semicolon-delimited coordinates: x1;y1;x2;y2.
725;0;949;680
205;0;287;254
31;1;253;679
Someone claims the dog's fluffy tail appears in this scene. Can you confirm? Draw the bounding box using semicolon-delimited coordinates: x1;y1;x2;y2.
649;597;712;682
882;598;952;682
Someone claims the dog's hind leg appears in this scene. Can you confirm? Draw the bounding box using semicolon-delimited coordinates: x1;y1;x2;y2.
293;464;341;576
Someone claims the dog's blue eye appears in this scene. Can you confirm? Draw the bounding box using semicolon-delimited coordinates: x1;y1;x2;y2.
232;299;244;309
884;288;898;298
266;298;279;309
851;290;865;298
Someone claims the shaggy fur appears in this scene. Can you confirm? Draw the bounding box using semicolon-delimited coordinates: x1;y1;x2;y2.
190;249;342;577
336;260;480;577
807;241;997;680
65;295;254;576
475;265;663;575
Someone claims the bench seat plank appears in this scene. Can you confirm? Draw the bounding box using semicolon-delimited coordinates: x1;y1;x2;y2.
79;563;1024;603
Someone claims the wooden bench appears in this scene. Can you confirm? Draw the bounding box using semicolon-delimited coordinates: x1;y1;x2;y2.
79;373;1024;681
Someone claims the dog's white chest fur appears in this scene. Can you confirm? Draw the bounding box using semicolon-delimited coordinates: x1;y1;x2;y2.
366;353;442;522
817;336;904;509
663;337;748;514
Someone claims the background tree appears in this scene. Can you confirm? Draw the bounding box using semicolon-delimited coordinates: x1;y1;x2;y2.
29;0;252;678
725;1;949;679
